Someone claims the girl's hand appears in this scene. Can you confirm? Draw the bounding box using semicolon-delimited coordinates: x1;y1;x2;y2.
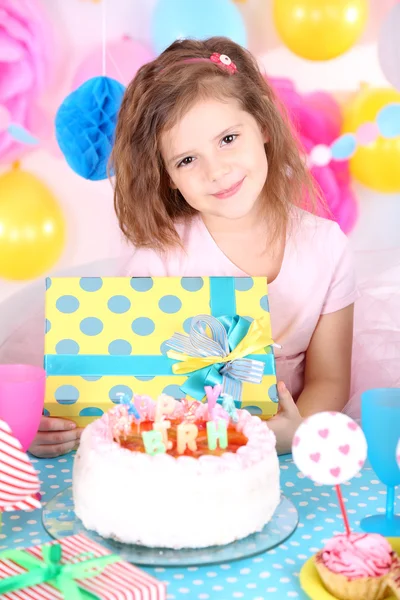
267;381;303;455
29;416;83;458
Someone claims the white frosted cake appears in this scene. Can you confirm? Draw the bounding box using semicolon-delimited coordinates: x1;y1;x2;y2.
73;394;280;549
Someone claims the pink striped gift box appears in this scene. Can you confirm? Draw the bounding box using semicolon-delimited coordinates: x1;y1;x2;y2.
0;533;166;599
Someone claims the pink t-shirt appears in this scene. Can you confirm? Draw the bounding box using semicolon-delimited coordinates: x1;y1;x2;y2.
123;209;358;401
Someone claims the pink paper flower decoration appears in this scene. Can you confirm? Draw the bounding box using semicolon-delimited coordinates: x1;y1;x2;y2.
0;0;52;163
270;77;358;234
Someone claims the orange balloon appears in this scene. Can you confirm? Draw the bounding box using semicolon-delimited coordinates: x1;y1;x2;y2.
0;168;66;280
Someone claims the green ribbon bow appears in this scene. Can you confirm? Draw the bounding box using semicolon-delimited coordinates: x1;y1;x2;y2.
0;543;120;599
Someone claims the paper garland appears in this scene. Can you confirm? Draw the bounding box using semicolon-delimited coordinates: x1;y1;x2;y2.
308;103;400;167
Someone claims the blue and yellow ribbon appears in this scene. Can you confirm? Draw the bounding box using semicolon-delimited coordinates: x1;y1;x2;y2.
166;314;273;402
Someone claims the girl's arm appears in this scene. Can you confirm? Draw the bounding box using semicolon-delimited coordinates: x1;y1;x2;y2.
297;303;354;416
268;304;354;454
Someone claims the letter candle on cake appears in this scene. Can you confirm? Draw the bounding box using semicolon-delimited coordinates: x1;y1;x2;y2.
155;393;175;422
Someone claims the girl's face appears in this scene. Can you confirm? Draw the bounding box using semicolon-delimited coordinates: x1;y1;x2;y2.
160;97;268;222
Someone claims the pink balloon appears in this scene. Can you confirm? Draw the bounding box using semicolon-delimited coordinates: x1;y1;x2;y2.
0;105;11;131
72;36;154;90
269;76;358;234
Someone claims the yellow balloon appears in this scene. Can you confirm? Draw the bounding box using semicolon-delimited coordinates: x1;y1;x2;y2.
273;0;368;61
343;86;400;193
0;168;66;280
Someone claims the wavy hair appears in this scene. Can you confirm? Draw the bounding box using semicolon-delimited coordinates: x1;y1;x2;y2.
111;37;319;251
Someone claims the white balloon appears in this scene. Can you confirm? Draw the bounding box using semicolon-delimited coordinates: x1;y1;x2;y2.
378;4;400;91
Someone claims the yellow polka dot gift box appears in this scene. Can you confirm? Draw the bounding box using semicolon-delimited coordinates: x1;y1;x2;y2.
44;276;278;427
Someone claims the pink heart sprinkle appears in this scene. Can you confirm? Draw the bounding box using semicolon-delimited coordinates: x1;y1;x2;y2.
348;421;358;431
293;436;300;447
358;459;365;468
339;444;350;455
330;467;341;478
329;412;337;416
310;452;321;463
318;429;329;439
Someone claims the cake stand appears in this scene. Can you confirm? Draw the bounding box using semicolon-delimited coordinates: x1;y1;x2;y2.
43;486;299;567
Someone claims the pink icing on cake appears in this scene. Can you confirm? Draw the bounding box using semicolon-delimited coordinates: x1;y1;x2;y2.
321;533;393;580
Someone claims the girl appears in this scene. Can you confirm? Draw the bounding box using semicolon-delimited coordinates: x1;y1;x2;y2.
30;36;357;457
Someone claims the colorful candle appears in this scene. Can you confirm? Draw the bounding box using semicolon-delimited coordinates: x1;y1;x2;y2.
204;384;222;420
155;393;176;422
142;430;166;456
207;419;228;450
176;423;198;454
153;420;173;450
221;393;239;423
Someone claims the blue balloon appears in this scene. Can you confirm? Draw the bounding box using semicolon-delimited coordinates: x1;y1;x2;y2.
377;103;400;138
151;0;247;55
55;76;125;181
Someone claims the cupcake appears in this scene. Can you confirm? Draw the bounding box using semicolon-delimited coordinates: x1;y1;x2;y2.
387;555;400;599
314;532;394;600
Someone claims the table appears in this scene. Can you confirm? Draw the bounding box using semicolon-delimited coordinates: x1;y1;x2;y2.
0;454;390;599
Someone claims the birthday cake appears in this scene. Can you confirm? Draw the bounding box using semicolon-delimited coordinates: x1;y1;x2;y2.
73;392;280;549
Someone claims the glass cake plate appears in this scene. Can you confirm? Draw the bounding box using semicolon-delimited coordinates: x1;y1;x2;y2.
42;486;298;567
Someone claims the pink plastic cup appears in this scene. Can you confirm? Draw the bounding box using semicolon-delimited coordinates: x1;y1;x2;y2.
0;364;46;451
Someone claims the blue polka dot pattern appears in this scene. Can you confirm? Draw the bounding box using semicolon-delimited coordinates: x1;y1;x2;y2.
45;319;51;334
54;385;79;405
108;340;132;355
134;376;155;381
183;317;193;334
130;277;153;292
80;317;104;336
56;295;80;314
180;277;204;292
79;407;104;417
260;295;270;312
109;385;133;403
234;277;254;291
43;408;50;416
243;405;262;415
162;384;185;399
160;341;170;356
81;376;102;381
107;295;131;314
131;317;155;336
158;295;182;314
269;383;279;402
55;340;80;355
79;277;103;292
45;277;52;290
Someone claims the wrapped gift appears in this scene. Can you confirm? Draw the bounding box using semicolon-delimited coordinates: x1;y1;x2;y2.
0;533;166;599
44;276;278;426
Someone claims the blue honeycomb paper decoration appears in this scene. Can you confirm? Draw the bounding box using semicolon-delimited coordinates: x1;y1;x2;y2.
55;76;125;181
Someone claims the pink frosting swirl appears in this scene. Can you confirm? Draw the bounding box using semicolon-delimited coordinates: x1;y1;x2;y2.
321;533;393;579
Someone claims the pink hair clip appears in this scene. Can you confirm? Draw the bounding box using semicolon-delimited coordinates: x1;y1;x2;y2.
210;53;237;74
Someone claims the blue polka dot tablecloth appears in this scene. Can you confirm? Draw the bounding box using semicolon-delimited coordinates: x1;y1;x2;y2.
0;454;394;599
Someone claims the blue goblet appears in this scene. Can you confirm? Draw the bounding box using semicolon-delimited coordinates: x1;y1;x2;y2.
361;388;400;536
